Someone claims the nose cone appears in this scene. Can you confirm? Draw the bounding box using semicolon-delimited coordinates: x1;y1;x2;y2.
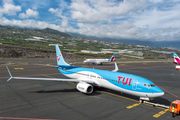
152;87;164;97
159;91;165;96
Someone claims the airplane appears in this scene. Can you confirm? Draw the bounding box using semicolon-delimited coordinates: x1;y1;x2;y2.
173;53;180;70
173;53;180;65
83;53;116;65
6;44;164;103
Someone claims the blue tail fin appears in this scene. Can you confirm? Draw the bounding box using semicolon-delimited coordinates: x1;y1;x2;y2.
55;44;70;66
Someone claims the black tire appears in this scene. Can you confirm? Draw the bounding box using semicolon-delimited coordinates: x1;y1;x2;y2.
139;99;143;103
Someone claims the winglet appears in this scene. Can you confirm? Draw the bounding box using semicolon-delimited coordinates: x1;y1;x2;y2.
6;65;13;82
112;62;119;72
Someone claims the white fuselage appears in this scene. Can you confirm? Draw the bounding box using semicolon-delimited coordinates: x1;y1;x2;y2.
84;59;109;64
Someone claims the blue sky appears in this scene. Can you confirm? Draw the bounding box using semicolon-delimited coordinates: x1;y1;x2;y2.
0;0;180;41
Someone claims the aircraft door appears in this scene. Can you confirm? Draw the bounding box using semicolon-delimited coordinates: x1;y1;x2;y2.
132;80;138;90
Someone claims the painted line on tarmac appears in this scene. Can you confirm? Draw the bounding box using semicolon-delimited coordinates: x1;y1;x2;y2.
81;65;88;67
126;103;141;109
41;74;56;79
67;81;76;85
14;68;24;70
156;85;179;98
153;109;169;118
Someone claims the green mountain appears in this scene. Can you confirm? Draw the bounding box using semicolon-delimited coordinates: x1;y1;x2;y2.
35;28;71;37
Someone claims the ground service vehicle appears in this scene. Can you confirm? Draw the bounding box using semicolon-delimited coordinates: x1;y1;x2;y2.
169;100;180;117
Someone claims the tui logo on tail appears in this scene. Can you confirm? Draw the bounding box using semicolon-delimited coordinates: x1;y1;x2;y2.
57;54;61;61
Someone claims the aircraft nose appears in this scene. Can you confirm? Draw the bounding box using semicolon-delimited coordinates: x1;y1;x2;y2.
160;91;165;96
155;90;164;96
152;87;164;97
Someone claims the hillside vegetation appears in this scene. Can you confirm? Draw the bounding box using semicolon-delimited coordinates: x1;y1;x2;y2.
0;25;178;59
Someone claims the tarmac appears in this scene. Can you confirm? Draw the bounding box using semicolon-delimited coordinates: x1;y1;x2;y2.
0;58;180;120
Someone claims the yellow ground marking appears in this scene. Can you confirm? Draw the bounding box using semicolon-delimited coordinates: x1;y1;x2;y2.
81;65;88;67
126;103;141;109
41;74;56;79
120;64;126;65
142;63;147;65
100;91;139;102
14;68;24;70
46;64;51;65
101;91;166;110
153;109;169;118
67;81;77;85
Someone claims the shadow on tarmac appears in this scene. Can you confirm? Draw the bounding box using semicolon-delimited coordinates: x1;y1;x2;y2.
29;88;102;96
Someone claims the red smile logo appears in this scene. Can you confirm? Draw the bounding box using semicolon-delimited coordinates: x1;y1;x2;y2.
57;54;61;61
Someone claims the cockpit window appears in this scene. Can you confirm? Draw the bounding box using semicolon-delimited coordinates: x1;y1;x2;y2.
150;84;155;87
144;84;155;87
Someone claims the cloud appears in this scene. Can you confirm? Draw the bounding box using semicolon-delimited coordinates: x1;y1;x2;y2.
70;0;147;23
48;7;69;27
0;0;21;16
149;0;163;3
0;0;180;42
133;2;180;41
76;20;146;40
0;16;75;33
19;9;39;19
48;8;62;17
48;1;68;27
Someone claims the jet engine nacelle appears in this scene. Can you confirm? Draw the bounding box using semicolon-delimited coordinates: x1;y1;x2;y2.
76;82;93;94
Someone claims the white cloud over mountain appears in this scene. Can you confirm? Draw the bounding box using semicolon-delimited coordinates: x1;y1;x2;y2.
19;9;39;19
0;0;180;42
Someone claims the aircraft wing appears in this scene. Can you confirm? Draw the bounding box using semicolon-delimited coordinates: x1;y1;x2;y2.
9;77;80;82
6;65;95;84
7;76;96;84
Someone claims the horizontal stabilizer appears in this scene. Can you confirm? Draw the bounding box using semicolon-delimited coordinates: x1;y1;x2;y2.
35;64;58;67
